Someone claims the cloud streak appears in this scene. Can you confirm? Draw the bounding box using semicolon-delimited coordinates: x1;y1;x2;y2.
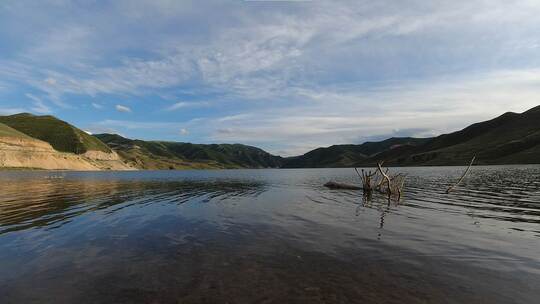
26;93;52;114
115;105;132;113
165;101;209;111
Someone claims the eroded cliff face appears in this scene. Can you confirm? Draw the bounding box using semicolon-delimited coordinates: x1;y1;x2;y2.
0;137;134;171
0;136;53;151
83;150;121;161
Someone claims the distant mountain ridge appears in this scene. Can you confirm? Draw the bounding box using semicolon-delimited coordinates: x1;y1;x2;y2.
94;133;283;170
408;105;540;165
283;105;540;167
1;105;539;170
281;137;430;168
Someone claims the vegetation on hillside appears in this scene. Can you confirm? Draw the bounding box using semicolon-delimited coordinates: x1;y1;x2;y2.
2;105;539;170
0;113;111;154
95;133;283;169
282;138;430;168
0;123;34;139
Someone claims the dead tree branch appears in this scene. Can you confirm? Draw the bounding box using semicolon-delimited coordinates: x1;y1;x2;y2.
377;162;393;198
446;156;476;194
325;162;406;202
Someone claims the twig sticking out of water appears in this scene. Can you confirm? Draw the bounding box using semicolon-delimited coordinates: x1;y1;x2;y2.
377;162;393;199
357;168;377;191
446;156;476;194
354;167;363;181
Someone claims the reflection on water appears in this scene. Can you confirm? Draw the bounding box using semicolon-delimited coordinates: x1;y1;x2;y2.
0;178;267;235
357;193;397;240
0;167;539;303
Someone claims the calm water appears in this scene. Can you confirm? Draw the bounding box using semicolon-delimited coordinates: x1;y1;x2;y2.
0;167;539;303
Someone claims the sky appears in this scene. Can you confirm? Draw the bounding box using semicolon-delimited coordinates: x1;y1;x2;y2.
1;0;540;156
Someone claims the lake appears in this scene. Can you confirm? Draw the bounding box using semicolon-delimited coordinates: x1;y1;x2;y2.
0;167;539;303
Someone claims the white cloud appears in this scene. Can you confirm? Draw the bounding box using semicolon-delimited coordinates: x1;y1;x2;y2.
206;69;540;155
0;108;26;115
86;68;540;156
91;102;104;109
24;93;41;104
44;77;57;85
23;25;95;65
93;119;184;130
31;102;52;114
165;101;209;111
26;93;52;114
115;104;132;113
5;0;540;103
179;128;189;135
85;126;122;136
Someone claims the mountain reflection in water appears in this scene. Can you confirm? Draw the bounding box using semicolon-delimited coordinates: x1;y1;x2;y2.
0;167;539;303
0;178;266;235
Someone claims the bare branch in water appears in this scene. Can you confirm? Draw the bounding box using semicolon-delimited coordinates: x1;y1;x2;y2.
327;163;406;202
446;156;476;194
354;168;363;182
397;175;406;201
377;162;393;197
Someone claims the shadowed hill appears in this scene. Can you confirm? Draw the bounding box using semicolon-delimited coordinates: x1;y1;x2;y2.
282;137;430;168
95;133;284;169
283;105;540;167
392;105;540;165
0;113;111;154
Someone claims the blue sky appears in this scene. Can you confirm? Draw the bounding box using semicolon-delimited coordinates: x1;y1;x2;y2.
1;0;540;156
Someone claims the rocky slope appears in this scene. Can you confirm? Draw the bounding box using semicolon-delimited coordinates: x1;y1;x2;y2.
0;113;111;154
0;121;132;171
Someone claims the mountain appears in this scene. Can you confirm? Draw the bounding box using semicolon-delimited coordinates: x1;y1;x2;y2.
0;122;34;139
397;105;540;165
1;105;539;170
0;114;131;170
94;133;284;170
284;105;540;167
282;137;430;168
0;113;111;154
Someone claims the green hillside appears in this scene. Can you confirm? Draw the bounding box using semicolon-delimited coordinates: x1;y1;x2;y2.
95;134;283;169
2;105;539;170
0;123;34;139
0;113;111;154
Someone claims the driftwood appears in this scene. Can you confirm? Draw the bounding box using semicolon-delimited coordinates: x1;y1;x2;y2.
325;162;406;201
377;163;392;196
356;162;406;200
324;181;362;190
446;156;476;194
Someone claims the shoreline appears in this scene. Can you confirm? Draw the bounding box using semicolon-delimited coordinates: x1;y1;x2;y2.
2;163;540;172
